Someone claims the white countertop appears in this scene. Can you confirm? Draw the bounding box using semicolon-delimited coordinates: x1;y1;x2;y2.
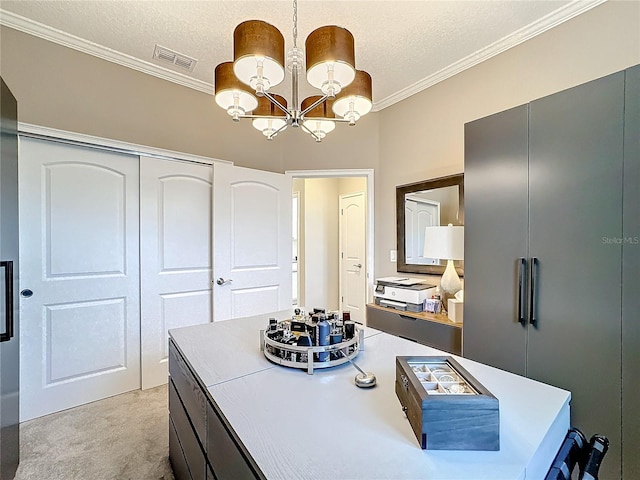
169;313;570;480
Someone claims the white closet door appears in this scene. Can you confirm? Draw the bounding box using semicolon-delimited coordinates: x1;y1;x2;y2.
19;138;140;421
140;156;212;389
213;164;292;321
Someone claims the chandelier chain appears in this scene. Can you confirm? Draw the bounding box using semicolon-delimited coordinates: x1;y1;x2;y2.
292;0;298;47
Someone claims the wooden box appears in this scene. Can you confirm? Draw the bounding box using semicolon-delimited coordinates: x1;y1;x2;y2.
395;356;499;450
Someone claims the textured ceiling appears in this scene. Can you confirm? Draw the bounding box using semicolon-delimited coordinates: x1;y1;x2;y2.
0;1;603;110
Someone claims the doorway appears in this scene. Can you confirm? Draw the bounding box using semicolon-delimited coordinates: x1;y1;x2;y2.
287;169;374;324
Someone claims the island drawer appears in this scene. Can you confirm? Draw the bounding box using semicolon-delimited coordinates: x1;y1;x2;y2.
169;379;206;480
169;339;207;445
169;417;192;480
206;400;262;480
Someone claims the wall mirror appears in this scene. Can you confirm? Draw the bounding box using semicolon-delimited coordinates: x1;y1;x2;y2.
396;174;464;275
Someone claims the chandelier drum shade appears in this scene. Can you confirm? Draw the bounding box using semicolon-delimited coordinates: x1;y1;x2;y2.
213;0;372;142
305;25;355;96
333;70;373;125
214;62;259;120
233;20;286;94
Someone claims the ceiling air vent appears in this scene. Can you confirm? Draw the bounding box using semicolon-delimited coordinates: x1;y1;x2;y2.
153;44;198;72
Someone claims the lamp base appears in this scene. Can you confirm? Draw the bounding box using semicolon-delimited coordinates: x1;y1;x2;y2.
440;259;461;296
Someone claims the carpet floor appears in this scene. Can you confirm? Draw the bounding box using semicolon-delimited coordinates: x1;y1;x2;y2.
14;384;174;480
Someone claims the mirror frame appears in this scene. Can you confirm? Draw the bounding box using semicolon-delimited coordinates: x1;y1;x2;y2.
396;173;464;275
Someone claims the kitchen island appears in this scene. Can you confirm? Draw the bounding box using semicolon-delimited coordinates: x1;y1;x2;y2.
168;311;570;480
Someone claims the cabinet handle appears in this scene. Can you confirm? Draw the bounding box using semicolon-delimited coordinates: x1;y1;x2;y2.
529;257;538;327
0;261;14;342
517;258;527;327
399;315;417;321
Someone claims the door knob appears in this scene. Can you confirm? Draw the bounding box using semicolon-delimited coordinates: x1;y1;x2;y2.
354;263;362;268
20;289;33;298
216;278;232;286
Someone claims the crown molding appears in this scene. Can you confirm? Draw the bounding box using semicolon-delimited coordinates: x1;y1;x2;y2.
2;1;606;112
0;9;214;95
372;0;607;111
18;122;231;165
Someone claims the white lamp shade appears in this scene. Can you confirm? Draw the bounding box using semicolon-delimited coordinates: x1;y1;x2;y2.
252;117;287;136
215;89;258;113
234;56;285;90
302;119;335;138
306;62;356;92
423;224;464;261
332;95;372;120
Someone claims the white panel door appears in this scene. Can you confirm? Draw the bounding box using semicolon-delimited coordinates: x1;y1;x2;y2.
405;200;418;263
140;156;212;389
339;192;366;324
416;200;440;265
213;164;291;321
19;138;140;421
405;198;440;265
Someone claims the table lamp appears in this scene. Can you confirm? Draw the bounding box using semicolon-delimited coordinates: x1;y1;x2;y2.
423;224;464;295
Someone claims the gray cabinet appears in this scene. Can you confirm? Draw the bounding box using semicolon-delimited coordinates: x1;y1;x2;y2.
464;66;638;479
622;64;639;480
0;76;20;480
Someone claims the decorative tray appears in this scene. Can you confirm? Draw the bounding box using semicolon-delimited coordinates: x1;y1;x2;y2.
260;312;364;374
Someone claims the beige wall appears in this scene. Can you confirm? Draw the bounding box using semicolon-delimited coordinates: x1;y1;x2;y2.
376;0;640;280
338;177;367;196
1;1;638;286
300;178;340;310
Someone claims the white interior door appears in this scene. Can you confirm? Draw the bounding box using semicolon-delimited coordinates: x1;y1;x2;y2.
213;164;291;321
340;192;366;324
405;198;440;265
416;200;440;265
140;156;212;389
19;138;140;421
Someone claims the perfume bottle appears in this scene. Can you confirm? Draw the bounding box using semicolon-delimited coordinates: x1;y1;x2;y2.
316;314;331;362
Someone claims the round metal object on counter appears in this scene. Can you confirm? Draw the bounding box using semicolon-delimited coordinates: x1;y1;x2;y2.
355;372;377;388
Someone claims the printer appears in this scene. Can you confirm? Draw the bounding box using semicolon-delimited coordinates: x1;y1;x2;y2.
374;277;438;312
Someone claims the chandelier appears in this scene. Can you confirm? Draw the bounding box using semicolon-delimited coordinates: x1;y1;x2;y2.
213;0;373;142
